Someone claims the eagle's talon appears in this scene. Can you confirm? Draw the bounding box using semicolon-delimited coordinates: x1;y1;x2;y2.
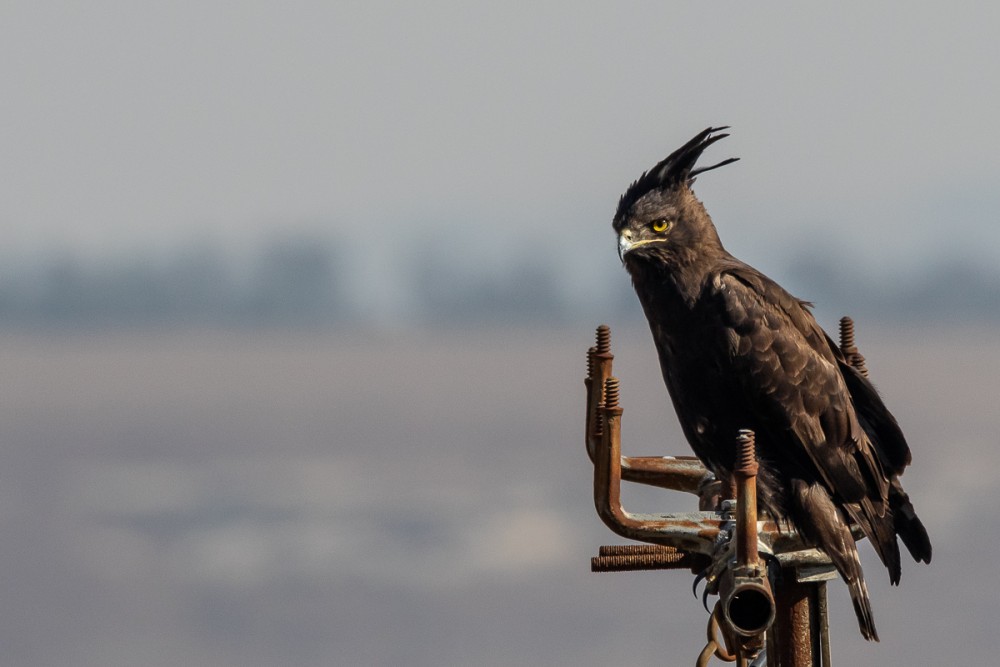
693;531;736;610
692;568;720;603
761;552;781;584
692;570;707;598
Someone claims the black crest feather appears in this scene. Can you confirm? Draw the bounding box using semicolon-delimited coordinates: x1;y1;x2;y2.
615;126;739;221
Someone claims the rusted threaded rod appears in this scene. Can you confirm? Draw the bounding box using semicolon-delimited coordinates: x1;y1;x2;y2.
595;324;610;355
586;325;615;463
599;544;678;557
720;428;774;659
603;376;620;410
839;315;869;378
734;429;760;570
592;544;709;573
591;550;697;572
838;316;855;351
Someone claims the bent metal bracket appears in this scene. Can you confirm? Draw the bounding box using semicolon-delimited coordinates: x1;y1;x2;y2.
583;319;871;666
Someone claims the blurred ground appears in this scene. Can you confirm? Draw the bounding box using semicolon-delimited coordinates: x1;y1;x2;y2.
0;324;994;666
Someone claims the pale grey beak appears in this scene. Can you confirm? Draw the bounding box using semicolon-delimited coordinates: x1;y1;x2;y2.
617;231;633;264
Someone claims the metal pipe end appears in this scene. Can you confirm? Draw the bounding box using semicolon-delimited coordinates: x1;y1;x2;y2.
721;577;776;638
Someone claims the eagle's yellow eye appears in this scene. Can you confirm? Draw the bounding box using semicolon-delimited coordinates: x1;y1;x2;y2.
651;219;670;233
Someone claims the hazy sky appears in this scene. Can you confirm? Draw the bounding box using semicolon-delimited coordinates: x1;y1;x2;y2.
3;3;998;270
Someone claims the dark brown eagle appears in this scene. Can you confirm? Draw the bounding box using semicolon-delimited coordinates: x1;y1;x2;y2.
613;127;931;641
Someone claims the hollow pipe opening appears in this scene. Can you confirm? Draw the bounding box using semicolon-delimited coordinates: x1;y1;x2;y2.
722;581;776;637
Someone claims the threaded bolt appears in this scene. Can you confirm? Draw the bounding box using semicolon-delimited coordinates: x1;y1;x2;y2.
596;324;611;354
735;429;758;477
852;352;870;378
839;316;870;376
591;551;693;572
599;544;679;557
593;406;604;438
586;346;596;378
603;377;620;409
839;316;855;351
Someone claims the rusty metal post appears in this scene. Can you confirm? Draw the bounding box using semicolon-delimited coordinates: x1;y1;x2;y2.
594;376;624;532
817;583;831;666
718;430;774;663
734;430;760;570
765;569;833;667
767;578;818;667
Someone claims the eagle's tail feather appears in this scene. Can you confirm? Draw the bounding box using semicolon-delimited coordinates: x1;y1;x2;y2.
845;497;902;585
891;480;932;565
848;570;879;642
791;478;880;641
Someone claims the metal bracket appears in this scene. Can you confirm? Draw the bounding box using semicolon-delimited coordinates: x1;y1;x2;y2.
584;324;841;666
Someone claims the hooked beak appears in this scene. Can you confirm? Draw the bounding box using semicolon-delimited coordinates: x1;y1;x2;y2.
617;233;630;263
618;231;658;263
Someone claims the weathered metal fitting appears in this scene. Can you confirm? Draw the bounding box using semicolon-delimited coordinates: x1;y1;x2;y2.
839;315;870;377
735;429;758;477
851;351;870;377
599;544;677;557
603;377;620;410
592;405;604;439
595;324;611;355
719;569;776;639
720;499;737;519
591;548;704;573
839;315;855;351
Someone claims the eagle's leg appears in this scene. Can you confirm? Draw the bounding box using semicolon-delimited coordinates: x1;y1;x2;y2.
692;514;737;608
692;487;782;611
694;541;782;612
692;469;739;601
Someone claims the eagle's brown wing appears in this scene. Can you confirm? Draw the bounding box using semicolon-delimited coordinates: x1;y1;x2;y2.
711;265;901;641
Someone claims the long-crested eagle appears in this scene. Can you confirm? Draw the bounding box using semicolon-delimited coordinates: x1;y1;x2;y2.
612;127;931;641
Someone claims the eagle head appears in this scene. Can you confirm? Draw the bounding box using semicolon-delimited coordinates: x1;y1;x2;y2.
612;127;738;269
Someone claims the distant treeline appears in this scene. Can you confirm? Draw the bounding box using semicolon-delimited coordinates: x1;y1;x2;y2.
0;236;344;329
0;234;996;329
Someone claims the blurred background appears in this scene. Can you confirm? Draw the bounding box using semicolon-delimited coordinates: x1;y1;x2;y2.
1;2;997;665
